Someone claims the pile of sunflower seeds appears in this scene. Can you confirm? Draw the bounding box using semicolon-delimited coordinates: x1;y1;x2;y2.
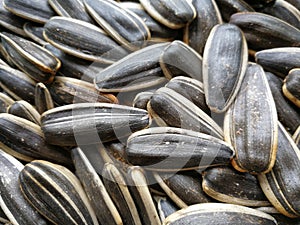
0;0;300;224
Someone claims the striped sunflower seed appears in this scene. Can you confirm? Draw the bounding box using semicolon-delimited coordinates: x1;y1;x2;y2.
258;122;300;218
23;22;47;46
155;196;178;223
35;82;54;114
282;68;300;108
125;127;234;171
202;166;270;207
84;0;151;51
43;16;128;63
148;87;223;138
203;23;248;113
0;32;61;83
255;47;300;78
94;42;169;92
163;203;277;225
160;40;203;81
224;63;278;174
7;100;41;125
71;147;123;225
139;0;196;29
3;0;56;23
229;12;300;50
183;0;222;55
102;163;142;225
48;76;118;106
19;160;99;225
0;65;36;104
0;113;72;166
48;0;94;23
41;103;150;146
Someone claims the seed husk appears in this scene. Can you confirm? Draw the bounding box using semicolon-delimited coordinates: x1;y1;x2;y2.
48;76;118;106
84;0;151;51
19;160;99;225
255;47;300;78
183;0;223;55
23;22;47;46
35;82;54;114
214;0;254;22
0;65;36;104
0;0;28;36
154;171;212;208
125;127;234;171
229;12;300;50
139;0;196;29
0;149;48;225
0;113;72;166
7;100;41;125
165;76;210;115
224;63;278;174
48;0;94;23
258;122;300;218
43;16;129;63
133;91;154;110
260;0;300;29
3;0;56;23
160;40;203;81
148;87;223;138
0;92;14;113
44;43;106;82
0;32;61;83
203;23;248;113
71;147;123;225
127;166;161;225
102;163;142;225
41;103;150;146
121;2;179;42
163;203;277;225
202;166;270;207
293;125;300;148
282;68;300;108
265;72;300;134
94;42;169;92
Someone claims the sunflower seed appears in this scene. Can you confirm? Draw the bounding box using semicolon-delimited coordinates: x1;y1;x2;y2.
255;47;300;78
71;147;123;225
43;16;129;63
0;113;72;166
94;42;169;92
48;0;94;23
0;149;48;225
258;122;300;218
23;22;47;46
3;0;56;23
48;76;118;106
125;127;234;171
19;160;99;225
265;72;300;133
35;82;54;114
139;0;196;29
202;166;270;206
148;87;223;138
0;65;36;104
224;63;278;174
163;203;277;225
84;0;150;50
0;32;61;83
293;125;300;148
102;163;142;225
133;91;154;110
230;12;300;50
7;100;41;125
41;103;150;146
282;68;300;108
203;23;248;113
183;0;222;55
127;166;161;225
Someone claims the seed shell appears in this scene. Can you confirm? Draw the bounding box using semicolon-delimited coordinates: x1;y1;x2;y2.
35;82;54;114
0;92;14;113
282;68;300;108
23;22;47;46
